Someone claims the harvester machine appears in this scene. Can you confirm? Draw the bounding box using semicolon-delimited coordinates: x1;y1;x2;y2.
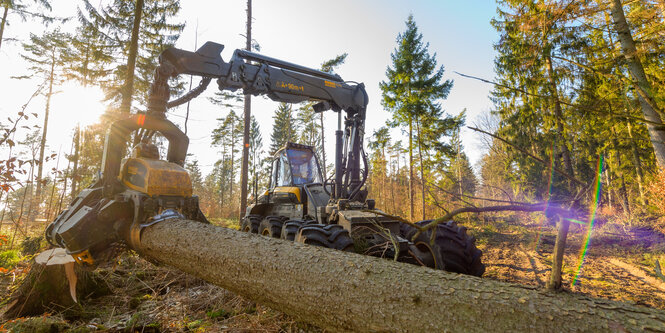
45;42;484;276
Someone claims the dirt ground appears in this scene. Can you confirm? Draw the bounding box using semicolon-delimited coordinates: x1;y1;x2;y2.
2;215;665;332
475;213;665;309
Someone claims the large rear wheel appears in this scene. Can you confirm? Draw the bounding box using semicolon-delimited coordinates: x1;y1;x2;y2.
259;216;284;238
295;224;355;252
403;220;484;277
240;215;262;233
281;219;312;241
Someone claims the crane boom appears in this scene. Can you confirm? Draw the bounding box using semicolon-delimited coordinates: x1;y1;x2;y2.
150;42;369;199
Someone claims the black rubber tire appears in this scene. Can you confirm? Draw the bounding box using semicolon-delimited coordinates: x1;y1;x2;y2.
295;224;355;252
403;220;485;277
259;216;284;238
281;220;304;241
240;214;262;233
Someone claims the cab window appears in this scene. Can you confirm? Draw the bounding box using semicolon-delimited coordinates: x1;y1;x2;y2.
286;148;322;185
276;152;292;186
270;159;279;189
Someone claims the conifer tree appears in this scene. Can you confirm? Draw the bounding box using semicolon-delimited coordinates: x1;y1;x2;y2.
248;116;263;199
185;159;203;195
75;0;184;113
270;103;297;154
0;0;55;52
380;14;454;220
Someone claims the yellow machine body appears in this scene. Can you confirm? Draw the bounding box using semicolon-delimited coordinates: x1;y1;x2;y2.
273;186;302;203
120;157;193;197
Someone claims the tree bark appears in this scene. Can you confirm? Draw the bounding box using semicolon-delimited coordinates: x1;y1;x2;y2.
626;121;646;205
35;54;56;211
239;0;252;220
70;125;81;200
610;0;665;169
136;219;665;332
120;0;144;114
546;216;570;290
415;116;426;220
408;118;414;221
0;5;8;52
545;54;575;180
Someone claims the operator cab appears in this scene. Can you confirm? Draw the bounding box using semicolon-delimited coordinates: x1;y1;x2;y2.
271;143;323;188
248;142;330;222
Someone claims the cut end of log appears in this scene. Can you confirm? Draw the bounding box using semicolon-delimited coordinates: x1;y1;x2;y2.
35;248;75;266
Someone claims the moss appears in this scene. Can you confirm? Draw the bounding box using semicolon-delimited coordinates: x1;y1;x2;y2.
206;307;232;320
2;316;71;333
0;250;21;269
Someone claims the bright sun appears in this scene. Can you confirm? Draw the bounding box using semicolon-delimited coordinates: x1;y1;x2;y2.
55;82;106;129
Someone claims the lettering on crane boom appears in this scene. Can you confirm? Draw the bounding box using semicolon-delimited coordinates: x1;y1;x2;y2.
276;81;304;92
324;80;341;88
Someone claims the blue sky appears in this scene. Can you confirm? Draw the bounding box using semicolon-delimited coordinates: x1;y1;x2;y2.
0;0;500;176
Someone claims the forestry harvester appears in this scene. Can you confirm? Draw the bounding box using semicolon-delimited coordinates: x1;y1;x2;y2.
45;42;484;276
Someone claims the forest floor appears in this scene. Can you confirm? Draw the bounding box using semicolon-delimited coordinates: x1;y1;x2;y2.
1;213;665;332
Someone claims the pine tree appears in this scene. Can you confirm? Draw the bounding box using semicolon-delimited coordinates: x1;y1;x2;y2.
368;127;390;210
185;159;203;195
270;103;297;154
75;0;184;113
297;105;320;148
249;116;263;199
212;110;242;213
18;29;69;210
0;0;55;52
380;14;454;220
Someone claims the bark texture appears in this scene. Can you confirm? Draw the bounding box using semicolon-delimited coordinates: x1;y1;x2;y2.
138;219;665;332
610;0;665;168
239;0;252;220
119;0;144;114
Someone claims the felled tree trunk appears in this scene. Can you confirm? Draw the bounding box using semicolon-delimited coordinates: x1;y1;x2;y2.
138;219;665;332
2;248;109;319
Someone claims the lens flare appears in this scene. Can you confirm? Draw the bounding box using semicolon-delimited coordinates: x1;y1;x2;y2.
535;147;556;253
572;155;604;286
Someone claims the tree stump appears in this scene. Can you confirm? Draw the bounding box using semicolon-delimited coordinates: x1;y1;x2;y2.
1;248;110;319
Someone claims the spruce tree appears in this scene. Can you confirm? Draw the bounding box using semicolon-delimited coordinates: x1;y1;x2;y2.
248;116;263;199
269;103;297;154
0;0;55;52
185;159;203;195
75;0;184;113
380;14;454;220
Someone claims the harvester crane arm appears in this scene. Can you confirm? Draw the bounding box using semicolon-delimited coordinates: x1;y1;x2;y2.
149;42;369;200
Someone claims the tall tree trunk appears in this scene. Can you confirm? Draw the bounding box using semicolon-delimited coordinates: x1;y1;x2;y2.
45;147;62;221
70;125;81;200
0;5;8;52
239;0;252;220
545;55;574;180
120;0;144;114
626;121;646;204
408;118;414;221
546;215;570;290
415;116;426;220
135;219;665;332
35;55;56;214
610;0;665;169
